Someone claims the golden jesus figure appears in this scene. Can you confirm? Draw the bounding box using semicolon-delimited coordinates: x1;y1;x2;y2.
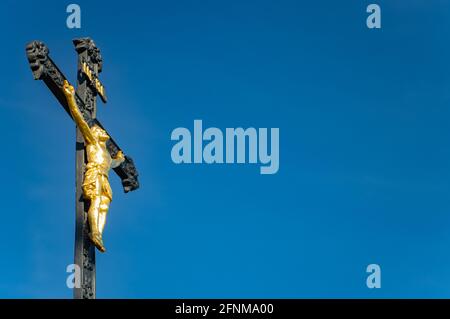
62;80;125;252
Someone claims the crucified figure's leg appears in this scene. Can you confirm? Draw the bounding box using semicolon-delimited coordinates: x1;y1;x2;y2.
88;196;101;235
98;195;111;239
88;196;106;252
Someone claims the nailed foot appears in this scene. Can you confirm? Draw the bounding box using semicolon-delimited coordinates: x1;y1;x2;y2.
90;232;106;253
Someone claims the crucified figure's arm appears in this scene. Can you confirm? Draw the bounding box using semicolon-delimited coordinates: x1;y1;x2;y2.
62;80;95;144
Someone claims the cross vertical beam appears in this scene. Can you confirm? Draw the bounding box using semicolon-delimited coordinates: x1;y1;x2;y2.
73;38;101;299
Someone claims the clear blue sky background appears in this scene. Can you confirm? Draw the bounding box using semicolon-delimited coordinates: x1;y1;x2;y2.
0;0;449;298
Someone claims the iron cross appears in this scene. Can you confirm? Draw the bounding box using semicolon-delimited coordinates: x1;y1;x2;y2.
25;38;139;299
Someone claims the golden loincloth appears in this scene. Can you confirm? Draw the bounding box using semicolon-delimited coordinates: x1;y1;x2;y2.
82;163;113;201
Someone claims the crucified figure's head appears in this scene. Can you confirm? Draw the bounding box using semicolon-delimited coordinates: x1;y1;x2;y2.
91;125;110;142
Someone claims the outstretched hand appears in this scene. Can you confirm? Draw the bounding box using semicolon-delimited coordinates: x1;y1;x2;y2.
115;150;125;161
62;80;75;97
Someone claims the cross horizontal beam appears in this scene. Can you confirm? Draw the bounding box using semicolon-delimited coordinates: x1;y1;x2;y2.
25;40;139;193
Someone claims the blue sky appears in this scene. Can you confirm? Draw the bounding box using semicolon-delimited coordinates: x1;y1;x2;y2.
0;0;450;298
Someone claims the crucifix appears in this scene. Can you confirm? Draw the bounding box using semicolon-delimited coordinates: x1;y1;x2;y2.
25;38;140;299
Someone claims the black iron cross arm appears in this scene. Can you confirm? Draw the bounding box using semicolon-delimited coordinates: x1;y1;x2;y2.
25;40;139;192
